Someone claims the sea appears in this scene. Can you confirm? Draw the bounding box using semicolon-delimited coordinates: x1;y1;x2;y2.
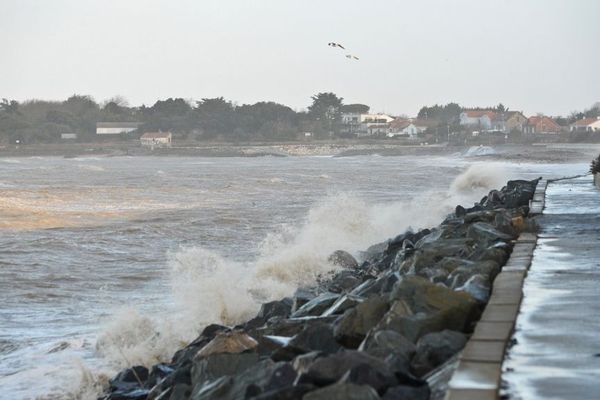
0;151;588;399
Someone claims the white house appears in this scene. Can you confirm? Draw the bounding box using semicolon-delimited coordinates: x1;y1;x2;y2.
459;111;497;131
359;114;394;136
140;132;172;148
96;122;142;135
571;117;600;132
388;119;423;138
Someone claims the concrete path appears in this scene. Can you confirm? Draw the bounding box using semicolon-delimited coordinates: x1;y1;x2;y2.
502;176;600;399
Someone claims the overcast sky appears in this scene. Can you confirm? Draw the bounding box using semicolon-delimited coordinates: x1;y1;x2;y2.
1;0;598;116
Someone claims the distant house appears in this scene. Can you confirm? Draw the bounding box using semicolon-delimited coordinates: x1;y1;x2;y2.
340;112;362;135
60;133;77;140
459;111;497;131
570;117;600;132
524;116;561;134
360;114;395;136
387;118;426;138
96;122;142;135
504;111;528;132
140;131;172;148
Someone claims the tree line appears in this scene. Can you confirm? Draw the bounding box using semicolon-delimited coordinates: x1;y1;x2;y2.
0;93;354;144
1;94;597;144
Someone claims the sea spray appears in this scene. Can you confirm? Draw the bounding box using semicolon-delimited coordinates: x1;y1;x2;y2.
94;162;510;370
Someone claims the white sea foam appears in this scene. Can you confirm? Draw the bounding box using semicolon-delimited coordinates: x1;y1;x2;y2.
464;145;496;157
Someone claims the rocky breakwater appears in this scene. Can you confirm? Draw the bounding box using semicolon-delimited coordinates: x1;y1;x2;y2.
100;178;539;400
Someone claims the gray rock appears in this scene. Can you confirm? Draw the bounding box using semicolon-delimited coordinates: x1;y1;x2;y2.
291;292;340;318
191;359;295;400
300;350;393;386
410;330;468;376
327;270;362;293
339;363;398;394
286;322;341;354
328;250;359;269
456;274;491;303
334;295;390;348
359;329;416;361
291;287;317;312
467;222;514;246
321;294;364;316
303;383;380;400
191;351;259;388
387;276;479;340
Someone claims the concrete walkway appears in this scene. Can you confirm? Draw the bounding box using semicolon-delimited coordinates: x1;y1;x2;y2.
502;176;600;399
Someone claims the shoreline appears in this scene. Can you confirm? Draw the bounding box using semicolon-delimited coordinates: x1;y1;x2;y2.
0;142;598;161
100;178;541;400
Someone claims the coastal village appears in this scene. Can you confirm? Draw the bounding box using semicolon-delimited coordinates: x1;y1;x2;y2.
2;96;599;151
94;104;600;148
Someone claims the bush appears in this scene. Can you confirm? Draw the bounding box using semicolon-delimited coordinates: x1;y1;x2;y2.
590;154;600;174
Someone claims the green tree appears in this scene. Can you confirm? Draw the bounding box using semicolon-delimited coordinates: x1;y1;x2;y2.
194;97;236;139
308;92;344;137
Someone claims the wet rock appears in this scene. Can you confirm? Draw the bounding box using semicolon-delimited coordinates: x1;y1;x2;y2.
258;299;293;320
302;383;380;400
359;329;416;361
321;294;364;316
328;250;359;269
455;274;491;303
191;359;295;400
382;384;430;400
338;363;397;394
300;350;393;386
257;315;338;337
191;351;259;388
195;330;258;358
147;363;192;399
334;295;390;348
109;365;149;392
171;324;229;365
167;383;191;400
292;351;323;375
446;260;500;289
410;330;468;377
383;276;479;341
291;292;340;318
467;222;514;246
327;270;362;293
291;287;317;312
285;322;341;355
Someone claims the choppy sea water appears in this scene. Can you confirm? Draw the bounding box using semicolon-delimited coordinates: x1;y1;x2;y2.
0;154;587;399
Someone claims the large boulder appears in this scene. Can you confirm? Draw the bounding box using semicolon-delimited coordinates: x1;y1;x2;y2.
328;250;359;269
291;292;340;318
410;330;468;376
359;329;416;361
286;322;341;355
381;276;480;342
191;359;296;399
333;296;390;348
191;351;259;388
299;350;393;386
195;331;258;358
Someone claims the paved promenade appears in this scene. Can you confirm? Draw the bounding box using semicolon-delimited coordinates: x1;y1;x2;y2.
502;176;600;399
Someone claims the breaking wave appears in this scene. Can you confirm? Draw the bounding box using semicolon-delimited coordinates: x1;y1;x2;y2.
95;162;509;371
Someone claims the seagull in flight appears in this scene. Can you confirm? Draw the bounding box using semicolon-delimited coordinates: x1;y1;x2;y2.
328;42;345;49
345;54;359;60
